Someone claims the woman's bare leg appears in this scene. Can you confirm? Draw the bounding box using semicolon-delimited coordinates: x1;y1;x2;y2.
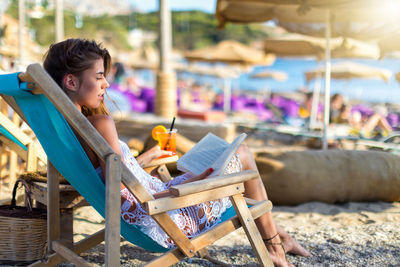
236;145;310;266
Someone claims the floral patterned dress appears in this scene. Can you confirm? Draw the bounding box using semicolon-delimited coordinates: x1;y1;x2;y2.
117;140;242;248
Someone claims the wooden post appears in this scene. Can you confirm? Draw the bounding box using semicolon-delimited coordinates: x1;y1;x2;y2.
55;0;64;42
156;0;177;118
8;113;20;185
47;160;60;253
105;153;122;267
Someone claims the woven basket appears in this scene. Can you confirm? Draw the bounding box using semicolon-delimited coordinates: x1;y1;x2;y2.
0;179;47;263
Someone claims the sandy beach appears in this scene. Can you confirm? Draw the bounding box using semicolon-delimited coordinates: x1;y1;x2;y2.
50;200;399;266
1;154;399;266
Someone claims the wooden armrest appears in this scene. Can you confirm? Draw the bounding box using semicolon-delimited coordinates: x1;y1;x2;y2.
145;183;245;215
169;170;258;197
143;155;178;168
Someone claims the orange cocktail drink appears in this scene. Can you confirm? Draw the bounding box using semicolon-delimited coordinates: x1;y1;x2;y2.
156;130;177;157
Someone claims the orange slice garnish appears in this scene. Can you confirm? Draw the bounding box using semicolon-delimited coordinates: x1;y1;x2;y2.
152;125;167;140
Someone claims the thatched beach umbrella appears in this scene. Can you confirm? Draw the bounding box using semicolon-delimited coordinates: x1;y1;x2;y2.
394;72;400;83
184;40;275;112
264;34;380;60
305;61;392;83
250;70;288;82
184;40;275;68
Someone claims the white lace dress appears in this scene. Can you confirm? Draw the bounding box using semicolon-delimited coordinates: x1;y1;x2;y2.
117;140;242;249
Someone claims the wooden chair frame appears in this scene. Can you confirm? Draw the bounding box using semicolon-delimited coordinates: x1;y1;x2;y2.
1;64;274;267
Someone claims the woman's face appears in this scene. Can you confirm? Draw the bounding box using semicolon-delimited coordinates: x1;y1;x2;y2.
73;58;109;111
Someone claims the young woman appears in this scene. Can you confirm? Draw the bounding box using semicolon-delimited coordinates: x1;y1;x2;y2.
43;38;310;267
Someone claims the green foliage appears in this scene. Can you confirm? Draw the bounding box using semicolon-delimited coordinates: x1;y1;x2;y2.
5;3;269;51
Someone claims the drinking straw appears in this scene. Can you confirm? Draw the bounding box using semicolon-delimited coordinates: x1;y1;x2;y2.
169;117;176;131
164;117;176;150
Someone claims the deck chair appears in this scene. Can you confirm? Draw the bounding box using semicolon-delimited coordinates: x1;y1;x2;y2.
0;64;274;267
0;104;47;179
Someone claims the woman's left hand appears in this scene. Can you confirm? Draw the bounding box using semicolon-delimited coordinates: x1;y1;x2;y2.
136;145;173;167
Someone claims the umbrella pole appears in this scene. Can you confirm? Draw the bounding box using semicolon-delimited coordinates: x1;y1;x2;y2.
18;0;25;68
223;78;231;113
323;10;332;150
310;64;321;130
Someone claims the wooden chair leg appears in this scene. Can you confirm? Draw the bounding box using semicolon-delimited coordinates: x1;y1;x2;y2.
105;153;122;267
230;194;274;267
47;161;60;253
60;208;74;248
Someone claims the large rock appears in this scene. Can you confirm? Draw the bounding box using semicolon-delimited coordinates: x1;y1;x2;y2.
256;150;400;205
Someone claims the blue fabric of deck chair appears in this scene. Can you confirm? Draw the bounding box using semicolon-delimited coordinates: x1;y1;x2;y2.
0;72;237;252
0;125;27;151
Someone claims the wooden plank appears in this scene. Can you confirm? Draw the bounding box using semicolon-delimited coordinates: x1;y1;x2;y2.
0;95;28;124
148;200;272;266
0;135;27;160
230;194;273;267
28;229;105;267
0;112;32;145
52;241;91;267
47;160;60;252
105;153;121;267
60;209;74;248
143;155;178;168
157;164;172;182
151;212;196;257
145;183;244;215
26;142;38;172
170;170;258;196
0;143;8;178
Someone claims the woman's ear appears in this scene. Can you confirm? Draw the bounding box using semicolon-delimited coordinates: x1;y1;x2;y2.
63;74;78;91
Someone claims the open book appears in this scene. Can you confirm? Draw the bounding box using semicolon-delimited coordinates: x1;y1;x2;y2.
177;133;247;177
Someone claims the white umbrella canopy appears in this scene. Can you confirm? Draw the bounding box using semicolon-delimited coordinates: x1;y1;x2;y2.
305;61;392;83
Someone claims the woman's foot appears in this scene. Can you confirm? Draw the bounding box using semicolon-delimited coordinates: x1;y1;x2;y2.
264;234;294;267
274;224;311;257
279;232;311;257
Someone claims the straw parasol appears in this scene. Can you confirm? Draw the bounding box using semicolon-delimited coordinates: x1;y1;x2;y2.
250;70;288;81
216;0;398;29
378;34;400;58
395;72;400;83
184;40;275;112
184;40;275;68
305;61;392;83
264;34;380;60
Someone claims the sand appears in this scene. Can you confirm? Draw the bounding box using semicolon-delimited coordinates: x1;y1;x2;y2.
49;201;400;266
1;181;399;266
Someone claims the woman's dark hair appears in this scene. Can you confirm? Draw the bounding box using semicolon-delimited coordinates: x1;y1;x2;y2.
43;38;111;116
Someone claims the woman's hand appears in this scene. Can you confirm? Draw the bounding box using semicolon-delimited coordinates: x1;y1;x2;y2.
136;145;173;167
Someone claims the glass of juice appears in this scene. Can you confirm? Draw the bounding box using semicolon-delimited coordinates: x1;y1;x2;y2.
156;129;177;157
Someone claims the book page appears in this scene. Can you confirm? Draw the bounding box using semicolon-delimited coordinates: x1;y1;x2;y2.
177;133;229;175
210;133;247;176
